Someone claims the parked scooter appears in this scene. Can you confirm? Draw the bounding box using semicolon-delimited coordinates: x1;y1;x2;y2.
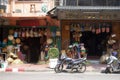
104;53;120;73
54;55;87;73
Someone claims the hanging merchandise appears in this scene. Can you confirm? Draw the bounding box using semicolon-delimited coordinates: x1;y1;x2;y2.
91;24;95;33
26;28;30;38
8;35;14;41
102;23;106;32
96;28;99;34
98;24;101;33
106;27;110;33
95;24;100;34
18;29;22;37
38;29;43;37
33;28;38;37
14;29;18;38
70;24;74;31
106;24;110;33
9;29;14;35
30;28;33;37
15;38;21;44
81;23;84;32
22;28;26;38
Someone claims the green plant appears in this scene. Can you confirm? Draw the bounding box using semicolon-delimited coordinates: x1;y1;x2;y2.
48;48;59;59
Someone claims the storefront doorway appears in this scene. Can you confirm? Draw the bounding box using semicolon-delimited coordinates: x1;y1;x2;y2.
21;37;41;63
81;31;109;57
69;22;112;58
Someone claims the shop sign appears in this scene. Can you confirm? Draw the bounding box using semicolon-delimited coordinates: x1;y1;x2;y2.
58;10;120;20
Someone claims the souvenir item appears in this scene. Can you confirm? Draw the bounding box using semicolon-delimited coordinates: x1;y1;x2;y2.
30;29;33;37
106;27;110;33
8;35;14;40
92;27;95;33
18;29;22;37
14;29;18;38
15;38;21;44
81;24;84;32
9;29;14;35
26;28;30;38
56;31;60;36
47;38;53;44
22;28;25;37
102;27;105;32
96;28;99;34
33;28;38;37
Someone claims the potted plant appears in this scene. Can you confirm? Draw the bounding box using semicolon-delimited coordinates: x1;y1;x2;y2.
48;47;59;68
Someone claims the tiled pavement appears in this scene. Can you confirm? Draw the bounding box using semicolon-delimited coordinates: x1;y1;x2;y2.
0;60;106;72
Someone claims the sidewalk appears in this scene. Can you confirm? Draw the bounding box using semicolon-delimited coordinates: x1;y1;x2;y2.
0;60;106;72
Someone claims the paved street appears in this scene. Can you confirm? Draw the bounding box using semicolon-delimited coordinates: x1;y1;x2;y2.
0;71;120;80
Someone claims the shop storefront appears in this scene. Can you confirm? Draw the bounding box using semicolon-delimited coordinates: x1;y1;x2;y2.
0;17;60;64
55;6;120;59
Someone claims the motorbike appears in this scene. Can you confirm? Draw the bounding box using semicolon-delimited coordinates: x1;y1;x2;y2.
104;54;120;73
54;55;87;73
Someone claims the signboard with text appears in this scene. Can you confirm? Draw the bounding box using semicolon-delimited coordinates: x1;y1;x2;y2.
58;10;120;20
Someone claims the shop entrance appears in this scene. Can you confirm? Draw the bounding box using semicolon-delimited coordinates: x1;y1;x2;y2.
70;31;110;58
69;22;112;58
21;37;41;63
80;31;109;57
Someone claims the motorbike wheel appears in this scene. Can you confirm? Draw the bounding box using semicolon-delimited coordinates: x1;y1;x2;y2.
77;63;86;73
105;67;113;73
54;64;63;73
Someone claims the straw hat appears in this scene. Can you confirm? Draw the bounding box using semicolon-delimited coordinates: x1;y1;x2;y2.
47;38;53;44
15;38;21;44
8;35;14;40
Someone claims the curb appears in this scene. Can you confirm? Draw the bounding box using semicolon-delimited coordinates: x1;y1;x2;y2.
0;68;25;72
0;68;103;72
